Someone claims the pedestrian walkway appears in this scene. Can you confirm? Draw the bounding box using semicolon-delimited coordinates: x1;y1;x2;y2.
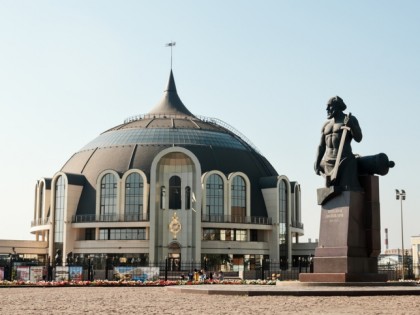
167;281;420;296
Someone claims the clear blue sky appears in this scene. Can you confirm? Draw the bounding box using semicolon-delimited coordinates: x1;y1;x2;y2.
1;1;419;252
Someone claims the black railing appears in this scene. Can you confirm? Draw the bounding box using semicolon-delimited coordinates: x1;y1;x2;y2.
291;220;304;229
201;215;272;225
72;213;149;223
3;259;407;282
31;217;51;227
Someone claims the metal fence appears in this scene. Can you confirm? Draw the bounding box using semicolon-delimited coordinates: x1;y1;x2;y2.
0;258;413;282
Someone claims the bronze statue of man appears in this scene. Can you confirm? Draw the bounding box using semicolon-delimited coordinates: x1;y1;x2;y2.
315;96;394;204
315;96;362;190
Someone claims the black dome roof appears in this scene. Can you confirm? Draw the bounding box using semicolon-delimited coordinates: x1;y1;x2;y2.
60;71;278;216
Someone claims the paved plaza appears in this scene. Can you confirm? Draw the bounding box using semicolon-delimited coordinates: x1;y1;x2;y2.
1;285;420;314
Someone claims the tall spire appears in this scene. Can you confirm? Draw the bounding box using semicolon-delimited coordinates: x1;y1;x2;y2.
148;70;195;117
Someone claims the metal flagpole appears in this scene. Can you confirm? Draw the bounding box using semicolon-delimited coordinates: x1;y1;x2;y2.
165;41;176;69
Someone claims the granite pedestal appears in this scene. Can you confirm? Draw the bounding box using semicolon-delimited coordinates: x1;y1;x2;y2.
300;176;387;283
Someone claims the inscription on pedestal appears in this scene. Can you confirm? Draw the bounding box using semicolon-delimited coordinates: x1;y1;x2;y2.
325;208;344;222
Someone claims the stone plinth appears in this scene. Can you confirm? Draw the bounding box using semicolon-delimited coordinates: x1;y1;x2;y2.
300;176;386;283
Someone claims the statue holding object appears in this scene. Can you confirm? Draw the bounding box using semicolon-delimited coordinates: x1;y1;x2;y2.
301;96;395;283
314;96;394;205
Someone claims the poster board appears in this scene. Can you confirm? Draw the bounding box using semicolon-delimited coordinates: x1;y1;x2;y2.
69;266;83;281
16;266;30;281
55;266;69;281
30;266;45;282
113;266;159;281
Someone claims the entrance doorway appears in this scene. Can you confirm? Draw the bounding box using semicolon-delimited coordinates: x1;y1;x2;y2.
168;242;181;271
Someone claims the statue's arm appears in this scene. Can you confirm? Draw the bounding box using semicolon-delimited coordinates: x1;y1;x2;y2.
348;115;362;142
314;127;326;175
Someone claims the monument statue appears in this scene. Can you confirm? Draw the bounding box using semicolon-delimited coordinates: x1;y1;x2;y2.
300;96;395;283
315;96;394;205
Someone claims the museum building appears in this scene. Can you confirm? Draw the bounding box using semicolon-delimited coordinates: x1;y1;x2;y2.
30;70;304;271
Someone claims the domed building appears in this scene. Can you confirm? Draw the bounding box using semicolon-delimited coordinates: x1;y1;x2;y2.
30;70;304;272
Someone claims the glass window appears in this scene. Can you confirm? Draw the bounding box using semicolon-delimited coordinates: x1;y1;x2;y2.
235;230;247;241
99;229;108;240
54;176;65;245
203;228;246;241
185;186;191;209
125;173;144;220
295;185;301;222
54;176;65;264
169;176;181;209
221;229;232;241
100;173;118;220
250;229;258;242
203;228;219;241
231;176;246;218
279;180;288;267
206;174;224;218
99;228;146;240
81;128;247;151
85;228;95;240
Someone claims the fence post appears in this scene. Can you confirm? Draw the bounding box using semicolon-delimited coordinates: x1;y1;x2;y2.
261;259;265;280
165;257;168;281
298;257;302;273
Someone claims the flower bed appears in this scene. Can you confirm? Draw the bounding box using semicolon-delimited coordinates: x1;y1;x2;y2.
0;279;277;287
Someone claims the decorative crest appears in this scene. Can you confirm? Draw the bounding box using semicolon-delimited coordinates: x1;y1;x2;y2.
168;212;182;239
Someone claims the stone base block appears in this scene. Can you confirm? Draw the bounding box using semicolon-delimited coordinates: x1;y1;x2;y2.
314;256;378;274
299;273;387;283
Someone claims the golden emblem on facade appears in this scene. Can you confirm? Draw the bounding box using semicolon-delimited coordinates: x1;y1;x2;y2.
168;212;182;239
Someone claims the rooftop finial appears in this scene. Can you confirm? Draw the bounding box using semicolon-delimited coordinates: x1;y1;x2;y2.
165;41;176;69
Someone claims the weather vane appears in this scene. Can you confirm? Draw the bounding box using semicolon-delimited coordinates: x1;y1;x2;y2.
165;41;176;69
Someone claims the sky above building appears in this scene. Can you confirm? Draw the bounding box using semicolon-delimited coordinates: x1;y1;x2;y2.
1;1;419;251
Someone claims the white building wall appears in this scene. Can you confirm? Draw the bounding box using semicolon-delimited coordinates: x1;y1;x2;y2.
261;187;279;260
411;236;420;278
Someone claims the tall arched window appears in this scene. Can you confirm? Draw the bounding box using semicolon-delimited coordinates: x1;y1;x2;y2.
100;173;118;220
125;173;144;221
279;179;288;269
206;174;224;220
169;176;181;209
185;186;191;210
295;185;301;223
231;176;246;220
54;176;65;261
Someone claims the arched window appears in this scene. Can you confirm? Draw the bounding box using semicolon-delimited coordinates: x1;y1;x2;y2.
295;185;301;223
125;173;144;221
100;173;117;220
185;186;191;210
206;174;224;220
169;176;181;209
279;179;288;269
54;176;65;262
231;176;246;220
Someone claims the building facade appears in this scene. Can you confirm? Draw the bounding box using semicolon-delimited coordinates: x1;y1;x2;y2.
29;70;304;271
411;236;420;278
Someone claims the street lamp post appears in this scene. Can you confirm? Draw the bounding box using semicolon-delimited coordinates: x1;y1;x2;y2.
396;189;406;280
